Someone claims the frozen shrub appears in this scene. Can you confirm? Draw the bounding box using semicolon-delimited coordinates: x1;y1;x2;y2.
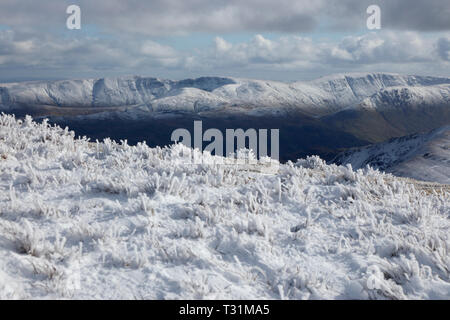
0;114;448;299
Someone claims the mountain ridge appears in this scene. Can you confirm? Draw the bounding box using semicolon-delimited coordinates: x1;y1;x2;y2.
0;113;449;299
1;73;449;118
2;72;449;163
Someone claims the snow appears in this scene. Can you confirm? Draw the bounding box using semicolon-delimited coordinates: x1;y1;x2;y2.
1;73;449;118
0;113;449;300
334;126;450;184
358;85;450;112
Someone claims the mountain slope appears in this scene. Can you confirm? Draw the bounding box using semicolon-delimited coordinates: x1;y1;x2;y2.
2;73;449;165
0;114;449;299
322;85;450;143
1;73;449;118
334;126;450;184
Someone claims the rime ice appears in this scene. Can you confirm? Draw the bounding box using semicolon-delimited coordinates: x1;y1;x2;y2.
0;114;448;299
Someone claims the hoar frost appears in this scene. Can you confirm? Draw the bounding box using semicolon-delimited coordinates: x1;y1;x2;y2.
0;113;449;300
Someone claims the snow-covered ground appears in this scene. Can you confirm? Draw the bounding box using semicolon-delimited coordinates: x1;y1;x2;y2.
334;126;450;184
0;113;449;299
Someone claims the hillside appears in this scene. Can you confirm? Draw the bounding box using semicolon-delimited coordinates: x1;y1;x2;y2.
1;73;449;118
322;85;450;142
0;113;449;299
2;73;449;163
334;126;450;184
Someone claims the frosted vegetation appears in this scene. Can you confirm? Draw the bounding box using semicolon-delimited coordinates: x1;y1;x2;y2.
0;113;449;299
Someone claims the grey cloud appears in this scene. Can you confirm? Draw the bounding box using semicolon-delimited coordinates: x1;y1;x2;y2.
0;0;449;35
437;37;450;61
324;0;450;32
380;0;450;31
0;29;187;81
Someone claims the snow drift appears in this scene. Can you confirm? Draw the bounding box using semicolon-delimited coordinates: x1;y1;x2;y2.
0;113;449;299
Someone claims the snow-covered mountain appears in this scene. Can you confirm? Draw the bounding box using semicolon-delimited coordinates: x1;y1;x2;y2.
2;72;449;169
0;114;449;299
357;85;450;112
1;73;449;118
334;126;450;184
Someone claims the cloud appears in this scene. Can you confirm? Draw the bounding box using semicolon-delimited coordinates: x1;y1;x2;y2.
323;0;450;32
331;32;433;64
379;0;450;32
0;0;448;36
0;29;187;81
210;35;320;67
182;32;449;79
202;32;440;70
0;1;448;81
436;37;450;61
0;29;448;82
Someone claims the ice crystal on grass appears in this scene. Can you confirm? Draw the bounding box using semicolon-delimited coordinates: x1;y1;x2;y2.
0;113;448;299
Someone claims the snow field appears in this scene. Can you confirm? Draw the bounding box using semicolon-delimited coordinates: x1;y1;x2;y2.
0;113;449;299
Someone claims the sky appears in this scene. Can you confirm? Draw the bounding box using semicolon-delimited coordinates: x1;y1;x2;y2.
0;0;449;82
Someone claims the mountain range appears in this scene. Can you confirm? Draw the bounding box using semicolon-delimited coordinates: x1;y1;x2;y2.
1;73;449;118
1;72;449;165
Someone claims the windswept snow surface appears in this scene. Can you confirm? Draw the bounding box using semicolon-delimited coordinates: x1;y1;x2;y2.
0;114;449;300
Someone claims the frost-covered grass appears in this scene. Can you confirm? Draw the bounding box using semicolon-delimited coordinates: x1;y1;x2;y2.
0;113;449;299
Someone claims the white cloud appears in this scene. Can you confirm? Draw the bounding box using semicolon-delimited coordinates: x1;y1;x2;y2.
0;30;448;81
199;32;442;70
141;41;178;62
214;37;232;52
